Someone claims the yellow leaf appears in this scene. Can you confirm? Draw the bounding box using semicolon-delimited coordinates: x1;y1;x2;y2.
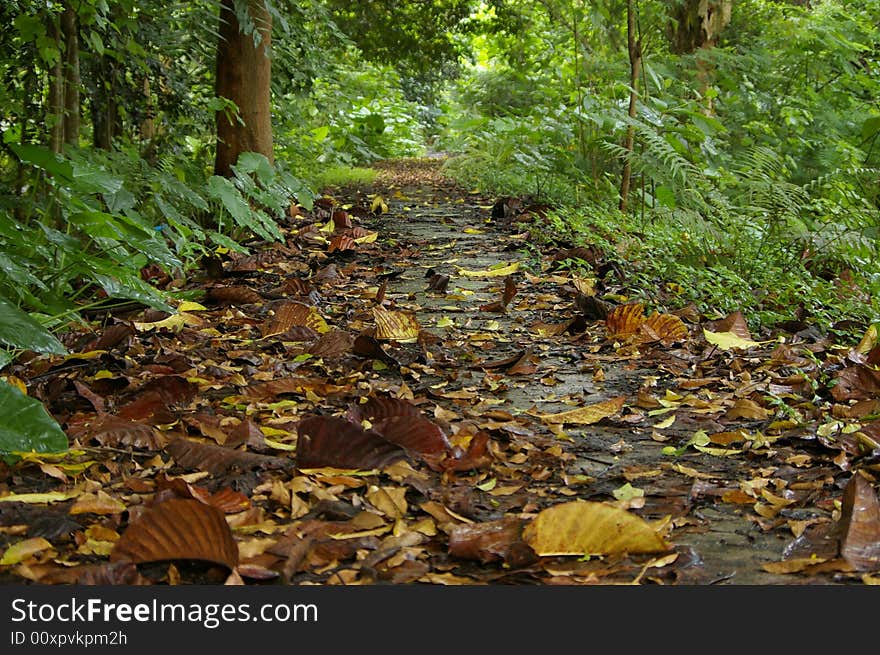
263;438;297;452
856;324;878;355
134;313;202;333
1;537;53;565
0;491;77;504
522;500;670;556
463;227;484;234
353;231;378;244
68;491;126;515
178;301;208;312
459;261;520;277
373;307;421;342
703;329;760;350
539;396;626;426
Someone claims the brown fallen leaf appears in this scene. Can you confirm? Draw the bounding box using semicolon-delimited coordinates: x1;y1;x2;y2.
206;285;263;305
641;312;689;346
447;517;537;567
111;498;239;571
296;415;407;470
262;301;329;337
838;474;880;571
605;303;645;339
165;437;294;476
831;364;880;402
353;334;400;366
710;310;752;340
522;500;671;557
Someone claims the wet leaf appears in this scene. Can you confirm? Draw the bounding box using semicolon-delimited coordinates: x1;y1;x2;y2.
831;365;880;402
523;500;670;556
353;334;400;366
459;261;520;277
307;329;354;358
111;498;239;571
606;303;645;339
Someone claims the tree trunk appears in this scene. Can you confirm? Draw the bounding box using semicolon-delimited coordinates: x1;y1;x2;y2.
669;1;732;113
214;0;274;177
61;2;80;147
46;14;64;153
619;0;641;214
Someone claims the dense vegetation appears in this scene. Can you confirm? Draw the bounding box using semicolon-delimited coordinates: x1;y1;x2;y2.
1;0;878;366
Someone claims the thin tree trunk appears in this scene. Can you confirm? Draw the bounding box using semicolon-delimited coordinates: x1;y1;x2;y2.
214;0;274;177
619;0;641;214
46;14;65;153
61;3;80;147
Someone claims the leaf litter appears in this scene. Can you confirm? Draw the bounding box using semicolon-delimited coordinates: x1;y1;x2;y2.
1;157;879;586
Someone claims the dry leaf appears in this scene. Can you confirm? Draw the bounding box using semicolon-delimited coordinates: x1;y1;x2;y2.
111;498;239;571
522;500;670;556
539;396;626;426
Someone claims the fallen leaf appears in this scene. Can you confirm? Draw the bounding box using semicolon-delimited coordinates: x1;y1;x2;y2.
539;396;626;426
703;329;760;351
296;415;407;470
0;537;53;565
373;307;421;342
111;498;239;571
523;500;670;557
838;474;880;571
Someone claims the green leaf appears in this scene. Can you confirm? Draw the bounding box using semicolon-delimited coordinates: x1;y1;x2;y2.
0;296;67;355
862;116;880;141
0;381;69;464
9;143;74;182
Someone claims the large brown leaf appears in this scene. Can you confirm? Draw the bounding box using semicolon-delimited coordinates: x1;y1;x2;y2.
371;415;453;455
838;474;880;571
296;415;406;470
831;365;880;402
346;396;422;423
110;498;239;571
166;438;294;476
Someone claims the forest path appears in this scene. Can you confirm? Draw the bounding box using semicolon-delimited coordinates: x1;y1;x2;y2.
339;157;795;585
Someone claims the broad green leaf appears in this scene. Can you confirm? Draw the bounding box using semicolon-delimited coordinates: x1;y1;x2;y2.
861;116;880;141
0;296;66;354
9;143;74;182
0;381;69;463
91;272;174;312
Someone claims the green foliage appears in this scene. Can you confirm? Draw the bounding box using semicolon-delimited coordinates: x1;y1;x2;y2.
441;0;880;336
276;58;428;170
0;380;69;464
